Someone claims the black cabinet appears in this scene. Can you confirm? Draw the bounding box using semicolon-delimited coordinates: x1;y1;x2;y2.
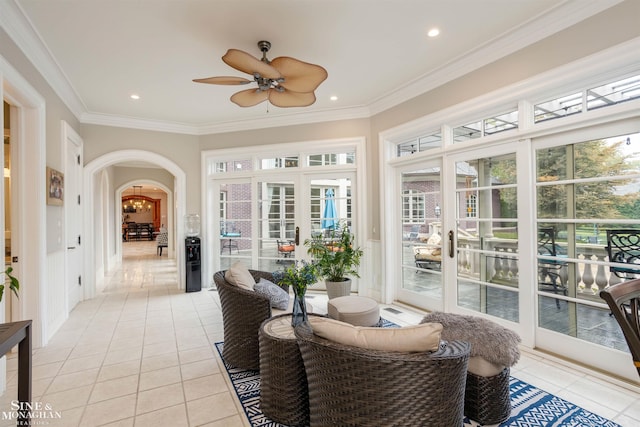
185;237;201;292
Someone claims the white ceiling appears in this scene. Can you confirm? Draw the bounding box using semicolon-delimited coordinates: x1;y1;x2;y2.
5;0;621;134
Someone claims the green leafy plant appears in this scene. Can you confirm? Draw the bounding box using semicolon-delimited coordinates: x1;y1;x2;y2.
1;266;20;302
304;221;363;282
272;260;319;297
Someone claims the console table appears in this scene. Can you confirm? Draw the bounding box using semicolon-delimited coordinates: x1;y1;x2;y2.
0;320;32;426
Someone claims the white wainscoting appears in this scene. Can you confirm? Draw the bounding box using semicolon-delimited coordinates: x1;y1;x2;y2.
359;239;382;301
46;250;67;340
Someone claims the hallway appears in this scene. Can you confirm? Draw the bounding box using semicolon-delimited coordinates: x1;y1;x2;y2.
0;240;638;426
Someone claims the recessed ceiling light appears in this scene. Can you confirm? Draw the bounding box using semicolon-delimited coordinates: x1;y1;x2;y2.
130;94;140;100
427;28;440;38
330;95;338;101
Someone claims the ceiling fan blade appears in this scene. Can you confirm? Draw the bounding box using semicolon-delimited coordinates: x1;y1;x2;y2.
269;89;317;108
223;49;282;80
270;57;328;93
230;88;269;107
192;76;252;85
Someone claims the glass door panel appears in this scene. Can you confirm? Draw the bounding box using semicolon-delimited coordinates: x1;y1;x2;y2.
219;181;252;270
454;153;520;322
308;177;353;238
257;180;296;271
399;166;443;305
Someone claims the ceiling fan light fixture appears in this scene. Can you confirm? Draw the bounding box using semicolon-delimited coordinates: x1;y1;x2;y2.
194;40;327;108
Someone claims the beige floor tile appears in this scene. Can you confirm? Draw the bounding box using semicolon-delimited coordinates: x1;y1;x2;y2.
97;359;141;382
46;368;100;394
44;406;84;427
186;392;238;426
179;345;214;365
68;343;110;360
58;353;105;376
32;361;63;380
136;383;185;415
32;376;54;398
103;347;143;366
183;373;229;401
43;384;92;411
138;365;182;391
143;340;177;357
177;334;212;351
80;394;137;427
89;374;139;404
32;346;73;366
99;418;135;427
108;336;145;352
180;358;220;381
135;404;189;427
140;351;179;373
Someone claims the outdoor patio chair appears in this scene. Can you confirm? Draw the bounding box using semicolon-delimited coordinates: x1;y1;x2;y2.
538;227;567;308
276;239;295;262
294;321;470;426
605;229;640;278
600;278;640;378
413;232;442;271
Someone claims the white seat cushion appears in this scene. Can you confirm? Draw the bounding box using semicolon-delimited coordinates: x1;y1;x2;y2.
309;316;442;352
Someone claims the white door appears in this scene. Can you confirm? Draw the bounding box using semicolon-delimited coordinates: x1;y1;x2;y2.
65;125;83;311
396;160;444;312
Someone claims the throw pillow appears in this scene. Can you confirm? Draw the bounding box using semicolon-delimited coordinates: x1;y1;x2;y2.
420;311;521;367
254;278;289;310
309;317;442;352
224;261;255;290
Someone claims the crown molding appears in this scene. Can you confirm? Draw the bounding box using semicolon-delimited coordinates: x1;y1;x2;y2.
82;105;370;135
194;105;371;135
1;0;623;136
0;0;86;118
80;112;200;135
368;0;624;116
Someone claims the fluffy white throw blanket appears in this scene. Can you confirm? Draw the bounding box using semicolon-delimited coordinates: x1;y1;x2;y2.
421;311;521;367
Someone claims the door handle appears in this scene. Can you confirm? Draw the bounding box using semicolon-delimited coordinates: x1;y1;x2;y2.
67;246;76;250
448;230;454;258
295;226;300;246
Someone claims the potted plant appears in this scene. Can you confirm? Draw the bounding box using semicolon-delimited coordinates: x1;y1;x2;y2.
1;266;19;302
304;221;363;299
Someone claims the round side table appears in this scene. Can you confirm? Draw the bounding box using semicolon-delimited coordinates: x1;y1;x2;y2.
259;314;315;426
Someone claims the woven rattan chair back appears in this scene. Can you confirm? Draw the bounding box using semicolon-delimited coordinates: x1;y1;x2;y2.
213;269;283;371
295;322;470;427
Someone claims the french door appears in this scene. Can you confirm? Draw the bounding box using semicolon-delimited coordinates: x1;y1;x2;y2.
214;172;357;282
447;147;525;328
396;142;529;335
397;160;443;312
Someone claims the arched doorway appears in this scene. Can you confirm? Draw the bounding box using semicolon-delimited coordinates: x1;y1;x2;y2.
119;181;172;258
83;150;187;298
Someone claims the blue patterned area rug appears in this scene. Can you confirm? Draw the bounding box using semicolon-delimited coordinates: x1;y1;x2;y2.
215;342;619;427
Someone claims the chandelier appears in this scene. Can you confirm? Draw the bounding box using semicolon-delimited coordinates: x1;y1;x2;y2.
123;185;149;213
132;186;146;211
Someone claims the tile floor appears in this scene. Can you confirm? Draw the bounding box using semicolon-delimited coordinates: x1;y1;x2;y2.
0;240;638;426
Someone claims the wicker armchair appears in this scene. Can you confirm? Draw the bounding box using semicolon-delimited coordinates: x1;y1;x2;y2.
294;322;470;427
213;270;288;371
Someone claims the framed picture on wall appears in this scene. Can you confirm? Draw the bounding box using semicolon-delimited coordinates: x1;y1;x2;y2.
46;166;64;206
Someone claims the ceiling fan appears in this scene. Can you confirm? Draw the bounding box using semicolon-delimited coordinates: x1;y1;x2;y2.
193;40;328;108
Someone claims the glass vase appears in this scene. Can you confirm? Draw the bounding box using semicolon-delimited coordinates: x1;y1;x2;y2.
291;288;308;327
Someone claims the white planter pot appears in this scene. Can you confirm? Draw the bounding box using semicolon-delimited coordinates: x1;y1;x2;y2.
325;278;351;300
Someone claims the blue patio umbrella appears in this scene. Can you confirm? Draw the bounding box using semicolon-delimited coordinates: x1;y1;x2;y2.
321;189;338;229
